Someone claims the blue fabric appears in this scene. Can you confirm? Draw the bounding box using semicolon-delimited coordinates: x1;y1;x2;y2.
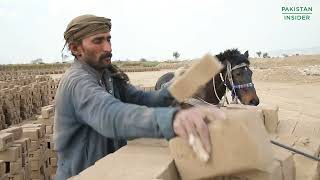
54;60;178;180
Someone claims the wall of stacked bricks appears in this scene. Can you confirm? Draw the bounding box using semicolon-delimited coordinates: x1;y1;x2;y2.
0;73;59;129
0;104;56;180
0;67;60;180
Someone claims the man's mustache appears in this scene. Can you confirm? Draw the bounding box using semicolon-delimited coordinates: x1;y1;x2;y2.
99;52;112;61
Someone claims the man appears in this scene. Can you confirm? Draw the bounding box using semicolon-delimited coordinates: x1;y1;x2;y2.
54;14;225;179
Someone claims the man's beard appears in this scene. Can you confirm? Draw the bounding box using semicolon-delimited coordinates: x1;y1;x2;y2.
84;52;113;71
98;52;112;64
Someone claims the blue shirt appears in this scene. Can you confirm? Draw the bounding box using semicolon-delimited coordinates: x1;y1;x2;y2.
54;60;178;180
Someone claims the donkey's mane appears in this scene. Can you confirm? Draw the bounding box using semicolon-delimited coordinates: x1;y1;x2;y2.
215;49;250;65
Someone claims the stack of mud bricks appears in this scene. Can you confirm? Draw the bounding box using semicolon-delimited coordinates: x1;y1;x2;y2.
0;126;31;180
0;88;21;127
22;123;52;180
37;82;49;107
16;76;35;86
37;105;57;179
19;86;33;121
0;95;6;130
275;120;320;179
0;124;52;180
30;83;42;115
48;80;59;104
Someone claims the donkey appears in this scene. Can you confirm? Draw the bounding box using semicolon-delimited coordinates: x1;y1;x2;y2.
155;49;259;107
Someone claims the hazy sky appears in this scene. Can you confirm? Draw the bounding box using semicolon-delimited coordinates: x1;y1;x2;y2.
0;0;319;64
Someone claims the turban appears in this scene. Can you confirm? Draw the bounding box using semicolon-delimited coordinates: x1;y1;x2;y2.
64;14;111;43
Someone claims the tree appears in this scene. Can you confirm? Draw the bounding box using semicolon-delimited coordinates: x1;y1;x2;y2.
31;58;43;64
282;54;289;57
173;51;180;60
256;51;262;58
140;58;147;62
262;52;270;58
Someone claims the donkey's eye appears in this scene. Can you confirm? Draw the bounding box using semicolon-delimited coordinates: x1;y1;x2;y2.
235;72;241;76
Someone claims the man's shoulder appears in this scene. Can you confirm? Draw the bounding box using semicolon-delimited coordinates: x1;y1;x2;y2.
60;66;97;87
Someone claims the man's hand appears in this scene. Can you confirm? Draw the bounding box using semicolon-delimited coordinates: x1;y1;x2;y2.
173;105;226;161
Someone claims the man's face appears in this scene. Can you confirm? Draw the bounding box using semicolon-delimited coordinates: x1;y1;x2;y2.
73;32;112;71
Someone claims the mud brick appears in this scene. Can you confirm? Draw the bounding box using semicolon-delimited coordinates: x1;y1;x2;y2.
50;149;57;159
6;158;22;175
44;134;53;143
0;160;5;177
51;174;56;180
0;174;8;180
44;149;50;161
13;138;30;154
20;153;28;167
22;124;45;138
44;160;51;178
22;128;39;141
0;146;21;162
51;166;57;175
1;127;22;140
30;169;43;179
0;133;14;151
47;141;55;151
36;116;54;126
28;149;43;161
293;137;320;156
50;157;57;167
30;159;41;171
8;169;24;180
30;140;40;152
24;162;31;178
10;144;22;157
45;125;53;134
41;107;54;119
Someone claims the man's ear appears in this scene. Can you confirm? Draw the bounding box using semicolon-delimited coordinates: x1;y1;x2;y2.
69;42;82;58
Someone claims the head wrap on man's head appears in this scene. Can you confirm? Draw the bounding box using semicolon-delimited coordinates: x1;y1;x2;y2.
64;14;111;43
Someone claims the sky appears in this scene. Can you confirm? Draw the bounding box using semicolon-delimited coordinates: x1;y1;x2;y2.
0;0;319;64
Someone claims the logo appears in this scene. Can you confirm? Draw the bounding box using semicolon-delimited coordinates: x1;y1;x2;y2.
282;1;313;21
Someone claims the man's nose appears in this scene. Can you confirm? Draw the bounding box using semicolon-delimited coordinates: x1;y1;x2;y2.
103;41;112;52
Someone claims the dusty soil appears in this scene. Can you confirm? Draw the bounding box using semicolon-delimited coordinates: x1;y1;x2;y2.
127;55;320;135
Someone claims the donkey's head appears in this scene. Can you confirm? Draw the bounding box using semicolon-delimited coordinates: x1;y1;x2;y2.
216;49;259;106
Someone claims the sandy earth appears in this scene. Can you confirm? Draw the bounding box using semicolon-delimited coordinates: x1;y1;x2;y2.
127;56;320;136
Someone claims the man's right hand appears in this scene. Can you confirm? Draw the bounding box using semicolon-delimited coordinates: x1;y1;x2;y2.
173;105;226;161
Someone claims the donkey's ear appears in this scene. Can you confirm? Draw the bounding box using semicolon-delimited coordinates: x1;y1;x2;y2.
244;50;249;58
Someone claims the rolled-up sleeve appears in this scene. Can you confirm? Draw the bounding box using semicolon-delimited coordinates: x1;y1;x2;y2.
71;75;178;140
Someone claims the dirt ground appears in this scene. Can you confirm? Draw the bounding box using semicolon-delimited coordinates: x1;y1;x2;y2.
127;55;320;134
